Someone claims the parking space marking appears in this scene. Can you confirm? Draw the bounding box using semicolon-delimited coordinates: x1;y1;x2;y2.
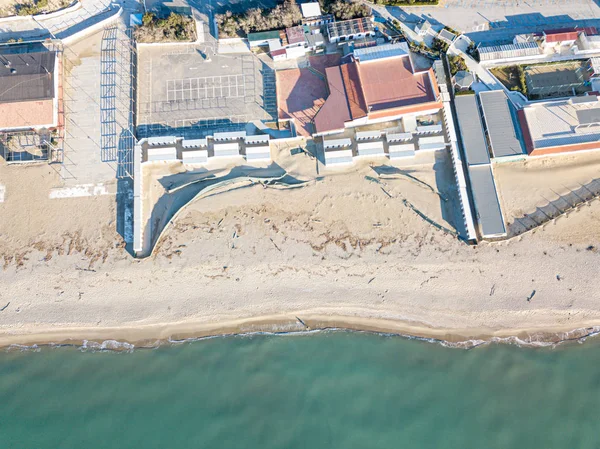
166;74;246;101
0;185;5;203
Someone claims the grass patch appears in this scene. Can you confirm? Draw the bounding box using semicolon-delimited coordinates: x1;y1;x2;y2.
490;66;521;91
135;12;197;43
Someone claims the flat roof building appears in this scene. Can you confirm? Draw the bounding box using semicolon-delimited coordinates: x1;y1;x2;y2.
247;30;282;47
518;95;600;156
454;94;490;165
468;165;506;238
454;93;507;239
478;90;524;159
301;2;322;18
0;50;58;131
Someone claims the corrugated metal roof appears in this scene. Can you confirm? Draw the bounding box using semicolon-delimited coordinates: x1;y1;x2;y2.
353;42;409;62
468;165;506;237
479;90;524;158
0;51;55;103
478;42;540;61
544;29;579;43
454;95;490;165
327;17;374;39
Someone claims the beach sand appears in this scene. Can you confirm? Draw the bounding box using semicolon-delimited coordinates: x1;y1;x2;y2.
1;147;599;348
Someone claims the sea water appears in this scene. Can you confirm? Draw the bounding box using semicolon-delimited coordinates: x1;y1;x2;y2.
1;331;599;448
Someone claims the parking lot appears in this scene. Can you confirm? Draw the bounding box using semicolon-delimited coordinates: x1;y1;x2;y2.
137;44;276;139
377;0;600;44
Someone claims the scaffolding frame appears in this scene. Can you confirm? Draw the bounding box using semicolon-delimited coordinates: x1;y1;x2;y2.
100;25;137;179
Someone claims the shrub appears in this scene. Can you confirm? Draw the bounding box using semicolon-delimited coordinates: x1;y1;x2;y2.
432;38;449;53
135;12;196;43
517;65;527;95
142;12;154;27
216;0;303;37
448;54;467;76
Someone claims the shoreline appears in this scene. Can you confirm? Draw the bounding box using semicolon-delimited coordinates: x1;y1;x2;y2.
2;314;600;350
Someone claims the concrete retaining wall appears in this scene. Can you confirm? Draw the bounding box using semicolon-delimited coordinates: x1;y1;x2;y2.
60;6;123;45
0;0;80;24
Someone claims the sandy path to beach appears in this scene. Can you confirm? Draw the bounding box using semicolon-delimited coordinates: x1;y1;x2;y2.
0;149;599;347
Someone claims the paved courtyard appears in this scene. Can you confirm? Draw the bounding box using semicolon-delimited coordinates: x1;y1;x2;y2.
372;0;600;44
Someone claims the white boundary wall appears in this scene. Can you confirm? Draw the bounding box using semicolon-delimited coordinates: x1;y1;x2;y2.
441;100;477;241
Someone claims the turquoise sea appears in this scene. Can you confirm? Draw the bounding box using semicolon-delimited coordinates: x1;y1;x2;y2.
1;331;599;448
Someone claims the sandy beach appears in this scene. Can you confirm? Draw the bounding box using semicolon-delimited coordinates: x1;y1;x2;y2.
1;145;600;348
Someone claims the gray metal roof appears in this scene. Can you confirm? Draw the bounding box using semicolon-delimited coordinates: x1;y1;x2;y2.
479;90;524;158
576;107;600;124
453;70;474;88
454;94;490;165
468;165;506;237
0;51;55;103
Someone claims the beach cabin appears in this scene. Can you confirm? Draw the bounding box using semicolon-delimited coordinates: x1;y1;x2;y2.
388;143;416;159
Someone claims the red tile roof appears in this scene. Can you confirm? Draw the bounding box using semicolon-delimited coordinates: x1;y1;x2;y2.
544;28;579;43
358;56;436;112
0;99;54;129
517;109;535;155
313;55;441;134
314;66;351;134
286;26;306;45
271;48;286;57
582;26;598;36
340;62;368;119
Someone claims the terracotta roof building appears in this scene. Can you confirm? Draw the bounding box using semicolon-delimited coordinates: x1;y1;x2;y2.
285;26;306;46
0;51;58;131
313;50;442;135
543;28;579;44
